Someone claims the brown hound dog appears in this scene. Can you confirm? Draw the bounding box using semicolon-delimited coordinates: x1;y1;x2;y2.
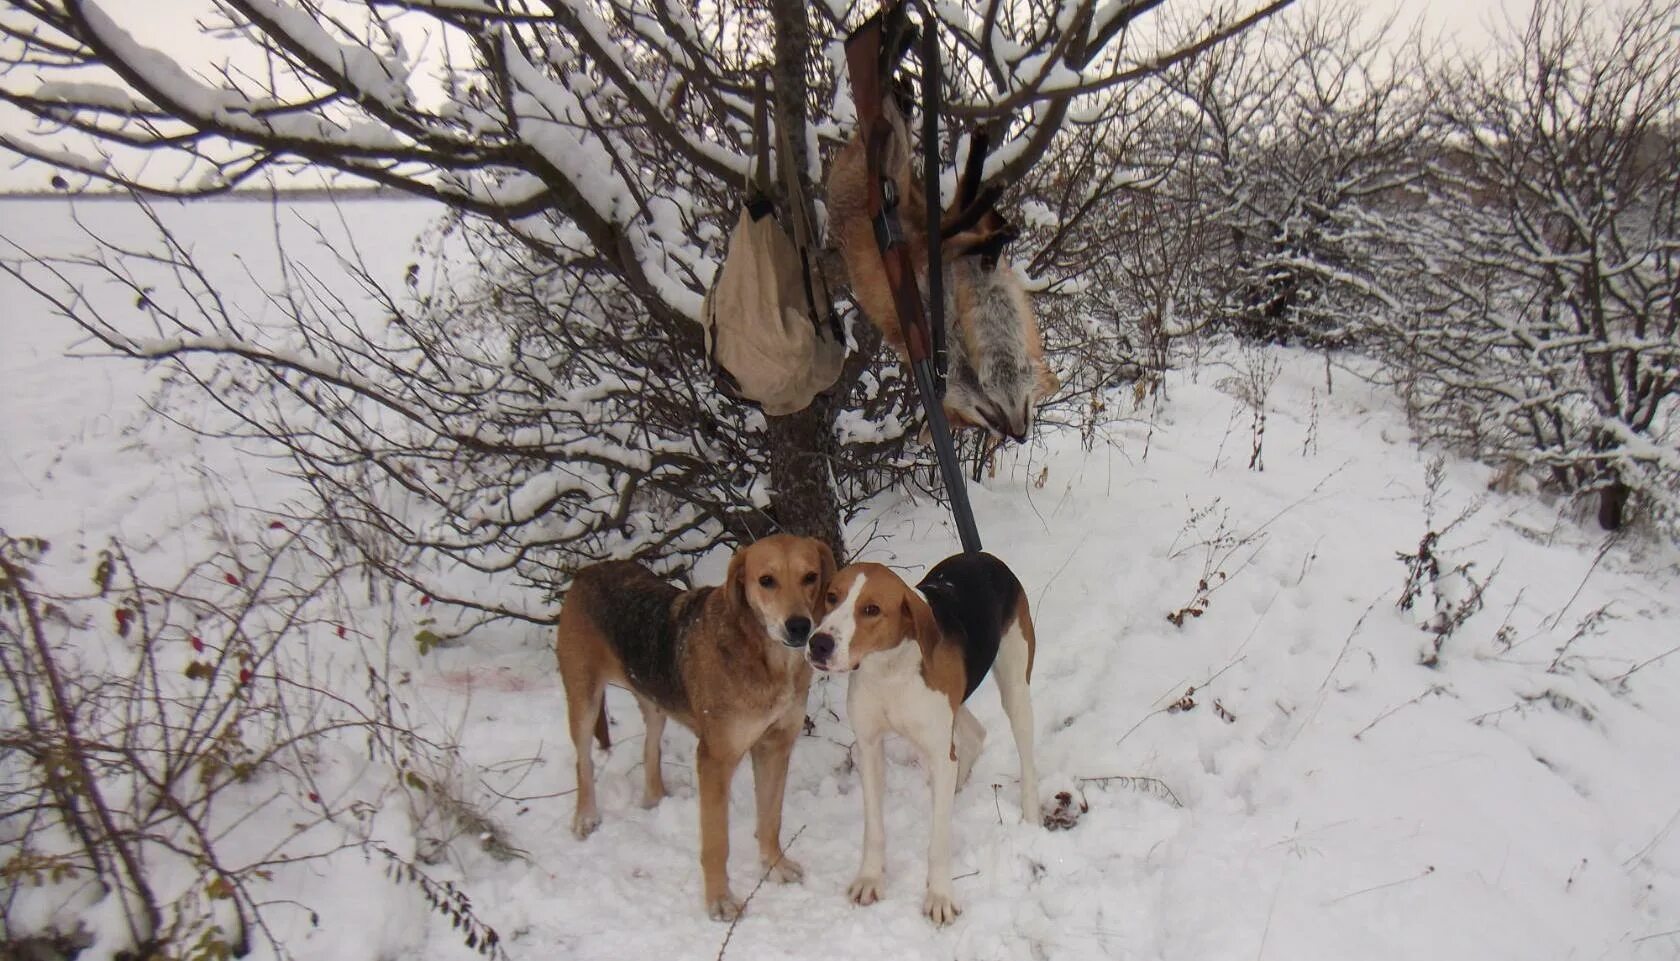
555;534;835;920
805;553;1042;925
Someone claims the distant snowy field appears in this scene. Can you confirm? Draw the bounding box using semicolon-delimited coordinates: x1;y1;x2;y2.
4;197;1679;961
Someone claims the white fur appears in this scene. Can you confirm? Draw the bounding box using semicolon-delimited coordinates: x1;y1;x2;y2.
812;574;866;666
846;640;962;922
749;593;792;647
824;577;1043;925
943;259;1037;441
994;621;1039;815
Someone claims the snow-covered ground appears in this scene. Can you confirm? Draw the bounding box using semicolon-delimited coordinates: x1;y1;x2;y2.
4;197;1680;961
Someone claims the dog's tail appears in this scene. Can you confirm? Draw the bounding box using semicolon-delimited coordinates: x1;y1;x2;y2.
593;704;611;750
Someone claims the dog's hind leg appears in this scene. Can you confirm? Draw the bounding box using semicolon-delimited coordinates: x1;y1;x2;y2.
750;702;806;884
556;594;611;840
995;597;1040;824
954;706;985;790
637;695;667;808
566;675;608;839
594;704;611;750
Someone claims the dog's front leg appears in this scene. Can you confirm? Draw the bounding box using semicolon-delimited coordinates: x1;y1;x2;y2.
922;746;961;925
697;738;746;920
750;707;805;883
846;729;888;906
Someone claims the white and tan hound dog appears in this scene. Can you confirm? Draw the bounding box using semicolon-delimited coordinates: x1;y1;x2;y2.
806;552;1041;924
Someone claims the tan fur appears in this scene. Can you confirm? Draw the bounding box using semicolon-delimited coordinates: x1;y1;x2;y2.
817;564;922;665
905;588;966;719
815;563;985;711
825;99;925;360
1014;590;1037;680
826;109;1056;441
1023;298;1060;401
811;560;1044;925
554;535;835;920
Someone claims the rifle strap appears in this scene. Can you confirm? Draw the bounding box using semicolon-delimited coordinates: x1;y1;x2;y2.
776;111;842;339
750;73;771;198
844;1;982;554
920;18;947;386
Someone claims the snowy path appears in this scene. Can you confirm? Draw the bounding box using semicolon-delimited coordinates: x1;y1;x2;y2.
439;354;1680;961
4;199;1678;961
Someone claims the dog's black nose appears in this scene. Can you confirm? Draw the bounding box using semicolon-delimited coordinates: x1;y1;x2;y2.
808;632;835;663
783;616;812;647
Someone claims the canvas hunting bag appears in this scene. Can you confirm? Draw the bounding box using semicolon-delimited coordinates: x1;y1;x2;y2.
700;82;846;416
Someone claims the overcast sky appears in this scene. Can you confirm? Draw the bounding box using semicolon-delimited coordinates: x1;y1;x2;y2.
0;0;1525;192
1395;0;1525;47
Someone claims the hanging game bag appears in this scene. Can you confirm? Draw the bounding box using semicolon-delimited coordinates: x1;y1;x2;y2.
700;80;846;416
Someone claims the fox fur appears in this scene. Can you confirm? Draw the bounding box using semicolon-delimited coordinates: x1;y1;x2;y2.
940;253;1059;442
825;100;1056;442
826;97;926;360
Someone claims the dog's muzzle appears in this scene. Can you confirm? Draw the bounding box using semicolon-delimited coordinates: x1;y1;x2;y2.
782;616;812;648
807;631;835;669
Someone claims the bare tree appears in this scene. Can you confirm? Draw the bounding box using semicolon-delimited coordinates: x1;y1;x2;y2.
1173;1;1434;348
0;525;507;960
1389;0;1680;530
0;0;1291;612
1025;75;1195;391
1013;2;1435;409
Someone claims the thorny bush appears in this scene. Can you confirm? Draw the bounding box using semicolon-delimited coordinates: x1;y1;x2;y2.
0;527;507;961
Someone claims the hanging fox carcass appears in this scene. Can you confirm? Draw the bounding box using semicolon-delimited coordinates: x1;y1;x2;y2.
826;99;1057;443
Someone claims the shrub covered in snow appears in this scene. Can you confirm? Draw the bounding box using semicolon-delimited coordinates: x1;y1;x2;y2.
0;526;508;961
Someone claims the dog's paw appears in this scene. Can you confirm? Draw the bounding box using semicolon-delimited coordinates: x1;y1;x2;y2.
847;874;884;906
707;894;744;922
571;808;601;840
1040;789;1088;831
764;855;804;884
923;890;961;926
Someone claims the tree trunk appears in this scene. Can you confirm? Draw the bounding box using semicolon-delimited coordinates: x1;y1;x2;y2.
762;0;846;558
765;401;845;555
1596;477;1628;531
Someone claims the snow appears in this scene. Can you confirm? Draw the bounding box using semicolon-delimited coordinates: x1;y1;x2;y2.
263;112;408;150
79;1;252;120
237;0;414;109
4;196;1680;960
500;39;629;227
0;137;110;174
34;81;155;114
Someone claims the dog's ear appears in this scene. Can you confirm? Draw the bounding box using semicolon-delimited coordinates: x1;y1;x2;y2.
817;541;837;589
902;591;942;661
726;546;749;612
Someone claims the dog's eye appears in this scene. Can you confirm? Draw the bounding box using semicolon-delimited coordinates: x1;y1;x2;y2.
862;604;880;617
802;571;818;586
825;592;839;605
757;574;775;588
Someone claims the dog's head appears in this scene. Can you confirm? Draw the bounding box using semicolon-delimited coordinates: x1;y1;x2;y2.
726;534;836;648
806;563;939;673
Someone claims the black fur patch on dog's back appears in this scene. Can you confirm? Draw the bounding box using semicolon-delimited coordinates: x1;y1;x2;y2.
916;552;1023;702
570;561;708;714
